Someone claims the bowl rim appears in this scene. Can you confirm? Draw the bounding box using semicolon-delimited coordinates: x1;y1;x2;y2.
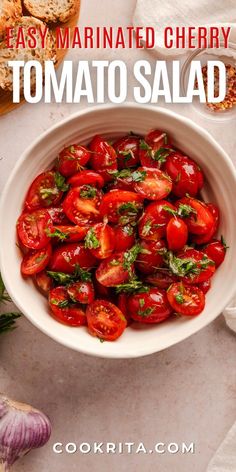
1;103;236;358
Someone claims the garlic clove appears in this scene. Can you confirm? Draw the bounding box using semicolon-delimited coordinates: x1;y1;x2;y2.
0;394;51;471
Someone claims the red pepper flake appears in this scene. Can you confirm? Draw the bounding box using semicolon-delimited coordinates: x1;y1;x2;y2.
201;64;236;112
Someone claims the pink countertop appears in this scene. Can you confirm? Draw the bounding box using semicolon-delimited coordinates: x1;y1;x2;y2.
0;1;236;471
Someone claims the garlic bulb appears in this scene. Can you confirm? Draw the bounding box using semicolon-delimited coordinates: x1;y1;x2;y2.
0;394;51;471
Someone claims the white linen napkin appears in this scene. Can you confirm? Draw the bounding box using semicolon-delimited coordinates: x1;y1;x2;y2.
133;0;236;55
223;298;236;333
207;422;236;471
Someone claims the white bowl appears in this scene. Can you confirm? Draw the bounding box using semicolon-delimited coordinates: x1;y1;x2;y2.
1;104;236;359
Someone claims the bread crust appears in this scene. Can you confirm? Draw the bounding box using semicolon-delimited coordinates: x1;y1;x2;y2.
0;0;22;37
0;16;56;92
23;0;80;23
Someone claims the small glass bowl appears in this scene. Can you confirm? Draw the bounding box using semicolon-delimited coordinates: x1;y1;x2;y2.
181;42;236;121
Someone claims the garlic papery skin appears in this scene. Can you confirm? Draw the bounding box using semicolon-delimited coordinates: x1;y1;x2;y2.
0;394;52;471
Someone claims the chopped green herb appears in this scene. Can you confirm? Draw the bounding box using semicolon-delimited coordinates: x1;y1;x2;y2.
85;228;100;250
139;139;151;151
123;225;133;236
54;172;69;192
165;251;214;278
163;205;177;217
137;306;155;318
47;271;74;285
47;264;92;285
142;219;152;237
50;298;69;308
80;185;97;199
45;228;68;241
115;280;149;294
123;244;141;275
139;298;145;308
153;147;172;164
175;293;184;304
131;170;147;182
118;202;140;215
178;203;197;218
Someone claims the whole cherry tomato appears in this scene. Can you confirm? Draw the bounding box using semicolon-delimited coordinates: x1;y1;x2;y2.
90;135;117;182
49;243;97;274
135;239;166;275
166;217;188;251
128;288;172;323
163;152;203;197
113;135;140;169
58;145;90;177
176;197;215;235
203;239;226;267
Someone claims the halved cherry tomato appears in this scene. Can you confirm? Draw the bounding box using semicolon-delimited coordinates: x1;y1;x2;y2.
67;281;95;304
49;286;87;326
177;248;215;284
58;144;90;177
86;300;127;341
21;244;52;276
138;200;176;241
203;239;226;267
128;288;172;323
34;270;53;295
96;252;132;287
99;190;143;224
85;223;115;259
117;293;132;324
113;224;135;252
113;135;140;169
145;269;178;289
63;185;102;225
24;171;63;210
134;167;172;200
163;152;203;197
17;209;52;250
176;197;215;235
68;170;105;189
49;243;97;274
90;135;117;182
48;225;89;243
135;240;166;275
167;217;188;251
167;282;205;316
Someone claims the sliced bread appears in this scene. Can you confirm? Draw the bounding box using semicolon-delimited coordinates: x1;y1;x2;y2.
23;0;80;23
0;0;22;37
0;16;56;92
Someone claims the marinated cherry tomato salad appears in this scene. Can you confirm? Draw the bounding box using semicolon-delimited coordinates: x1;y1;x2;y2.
16;129;228;342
